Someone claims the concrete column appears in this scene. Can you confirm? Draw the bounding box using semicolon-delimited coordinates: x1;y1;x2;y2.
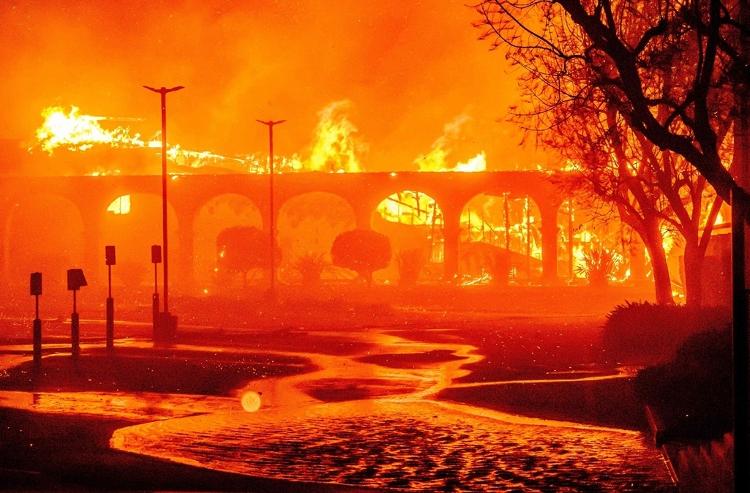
442;205;462;282
176;208;197;295
0;202;15;286
80;209;104;286
540;201;560;284
353;203;373;230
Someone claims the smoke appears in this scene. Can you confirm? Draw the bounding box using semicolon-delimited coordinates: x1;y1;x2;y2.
0;1;550;171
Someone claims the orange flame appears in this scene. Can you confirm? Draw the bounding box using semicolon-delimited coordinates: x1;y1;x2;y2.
35;106;152;153
34;103;362;174
307;100;365;173
415;114;486;172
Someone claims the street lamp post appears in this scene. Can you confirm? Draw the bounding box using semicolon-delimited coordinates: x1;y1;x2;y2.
144;85;183;341
256;119;285;299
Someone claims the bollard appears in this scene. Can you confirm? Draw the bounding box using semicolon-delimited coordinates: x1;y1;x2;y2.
105;245;116;353
33;318;42;366
71;311;80;359
106;296;114;352
151;245;162;342
67;268;87;360
30;272;42;367
152;292;160;332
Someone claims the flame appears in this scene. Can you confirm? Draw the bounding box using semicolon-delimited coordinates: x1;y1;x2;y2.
660;224;675;254
106;195;131;215
307;100;365;172
415;114;485;172
36;106;151;154
35;103;362;174
561;160;582;172
453;152;487;172
34;104;488;175
377;191;441;226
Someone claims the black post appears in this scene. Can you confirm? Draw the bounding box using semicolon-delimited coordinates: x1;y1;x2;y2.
33;296;41;367
732;190;749;493
151;244;161;341
160;90;169;314
105;246;116;353
106;297;114;352
66;268;86;360
256;118;286;300
152;293;159;334
144;85;183;339
734;3;750;488
30;272;42;367
106;266;114;353
71;289;79;359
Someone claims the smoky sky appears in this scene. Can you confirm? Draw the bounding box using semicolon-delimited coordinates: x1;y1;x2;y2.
0;0;552;171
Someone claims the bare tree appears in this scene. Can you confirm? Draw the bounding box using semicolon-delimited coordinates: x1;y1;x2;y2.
475;0;748;209
477;0;733;305
555;102;725;305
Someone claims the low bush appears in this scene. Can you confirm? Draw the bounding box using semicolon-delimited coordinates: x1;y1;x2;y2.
635;328;732;442
576;247;618;287
293;253;327;287
602;301;729;365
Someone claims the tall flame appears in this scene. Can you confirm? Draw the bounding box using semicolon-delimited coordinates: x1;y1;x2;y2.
415;114;485;172
307;100;365;173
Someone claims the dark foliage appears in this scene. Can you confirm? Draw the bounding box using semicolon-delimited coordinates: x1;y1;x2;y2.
636;328;732;442
293;253;327;287
331;229;391;284
602;301;729;365
216;226;281;283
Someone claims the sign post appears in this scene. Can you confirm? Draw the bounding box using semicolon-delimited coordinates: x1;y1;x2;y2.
67;268;87;359
30;272;42;367
151;244;161;339
105;245;116;353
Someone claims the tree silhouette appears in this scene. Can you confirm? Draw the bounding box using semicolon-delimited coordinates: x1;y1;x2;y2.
554;103;725;305
476;0;733;305
475;0;749;212
331;229;391;285
216;226;281;287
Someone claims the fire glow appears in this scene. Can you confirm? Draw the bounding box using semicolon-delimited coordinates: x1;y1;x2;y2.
32;103;489;176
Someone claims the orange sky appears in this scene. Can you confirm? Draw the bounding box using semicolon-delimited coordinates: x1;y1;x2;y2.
0;0;552;172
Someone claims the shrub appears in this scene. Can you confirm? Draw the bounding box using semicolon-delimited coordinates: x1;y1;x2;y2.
602;301;729;365
576;246;618;286
331;229;391;285
294;253;327;287
459;243;511;285
216;226;281;286
635;328;732;442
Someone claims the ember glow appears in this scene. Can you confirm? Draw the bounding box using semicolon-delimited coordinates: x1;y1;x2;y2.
33;102;489;175
36;106;156;154
0;2;729;491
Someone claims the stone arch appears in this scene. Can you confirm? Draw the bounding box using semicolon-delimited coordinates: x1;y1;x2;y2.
193;193;263;292
4;193;85;299
276;192;356;282
371;190;445;284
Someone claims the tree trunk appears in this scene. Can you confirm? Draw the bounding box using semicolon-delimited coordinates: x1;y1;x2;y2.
683;242;704;307
643;223;674;305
